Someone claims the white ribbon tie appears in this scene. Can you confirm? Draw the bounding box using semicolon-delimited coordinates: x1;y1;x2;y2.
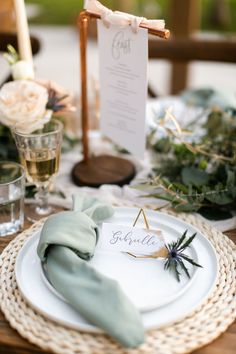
84;0;165;33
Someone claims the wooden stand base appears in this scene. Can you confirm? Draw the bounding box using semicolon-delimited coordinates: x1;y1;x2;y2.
71;155;136;188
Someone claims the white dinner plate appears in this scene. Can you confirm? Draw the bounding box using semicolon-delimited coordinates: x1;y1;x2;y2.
15;207;218;332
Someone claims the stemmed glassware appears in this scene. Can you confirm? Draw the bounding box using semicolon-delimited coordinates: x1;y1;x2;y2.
13;119;63;222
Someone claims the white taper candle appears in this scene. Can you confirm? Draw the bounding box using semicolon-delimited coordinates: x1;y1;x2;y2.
13;0;33;63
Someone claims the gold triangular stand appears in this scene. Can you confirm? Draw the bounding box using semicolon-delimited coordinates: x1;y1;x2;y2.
132;208;150;229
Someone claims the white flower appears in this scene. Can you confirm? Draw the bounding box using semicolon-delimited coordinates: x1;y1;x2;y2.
0;80;52;133
11;60;35;80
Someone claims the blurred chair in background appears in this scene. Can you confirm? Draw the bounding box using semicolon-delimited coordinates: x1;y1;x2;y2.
148;0;236;96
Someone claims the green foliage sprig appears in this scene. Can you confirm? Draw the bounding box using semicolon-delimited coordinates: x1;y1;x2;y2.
135;107;236;220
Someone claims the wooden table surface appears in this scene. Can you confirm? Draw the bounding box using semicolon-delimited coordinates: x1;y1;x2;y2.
0;213;235;354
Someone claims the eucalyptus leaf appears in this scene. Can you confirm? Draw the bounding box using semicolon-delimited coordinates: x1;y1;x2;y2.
141;105;236;220
227;170;235;187
182;167;209;187
172;182;189;193
204;191;234;205
174;203;200;212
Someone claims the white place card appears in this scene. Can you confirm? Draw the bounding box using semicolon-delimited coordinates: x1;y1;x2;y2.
97;20;148;158
100;223;166;255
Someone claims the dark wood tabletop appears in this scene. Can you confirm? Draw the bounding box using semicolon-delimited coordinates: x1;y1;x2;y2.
0;214;235;354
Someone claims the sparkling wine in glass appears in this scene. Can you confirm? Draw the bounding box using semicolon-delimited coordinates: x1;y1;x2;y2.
13;119;63;222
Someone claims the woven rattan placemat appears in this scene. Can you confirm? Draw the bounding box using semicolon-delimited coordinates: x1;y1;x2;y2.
0;212;235;354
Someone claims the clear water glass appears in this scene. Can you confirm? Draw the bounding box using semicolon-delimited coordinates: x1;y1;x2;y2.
0;161;25;237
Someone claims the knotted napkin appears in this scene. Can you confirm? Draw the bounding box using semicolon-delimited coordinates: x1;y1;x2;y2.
37;195;144;347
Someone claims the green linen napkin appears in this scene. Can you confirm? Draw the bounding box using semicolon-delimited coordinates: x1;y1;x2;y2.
37;195;145;348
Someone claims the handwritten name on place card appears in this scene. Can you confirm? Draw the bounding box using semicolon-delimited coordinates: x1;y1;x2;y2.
100;223;166;254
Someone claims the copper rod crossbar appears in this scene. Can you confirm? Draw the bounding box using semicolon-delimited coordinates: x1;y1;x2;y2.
77;10;170;162
85;11;170;39
79;13;89;162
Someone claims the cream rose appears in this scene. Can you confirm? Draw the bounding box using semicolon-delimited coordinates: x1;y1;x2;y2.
0;80;52;133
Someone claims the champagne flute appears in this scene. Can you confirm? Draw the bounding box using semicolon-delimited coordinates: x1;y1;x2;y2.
13;119;63;222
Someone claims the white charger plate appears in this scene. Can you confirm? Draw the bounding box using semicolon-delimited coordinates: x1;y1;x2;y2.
15;208;218;332
40;213;199;311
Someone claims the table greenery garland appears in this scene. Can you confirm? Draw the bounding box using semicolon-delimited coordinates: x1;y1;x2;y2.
136;106;236;221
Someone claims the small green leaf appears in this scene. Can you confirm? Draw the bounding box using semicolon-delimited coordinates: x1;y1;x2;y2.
181;254;203;268
175;229;188;249
182;167;209;187
205;190;234;205
178;233;197;251
172;182;189;193
174;203;200;212
178;259;190;278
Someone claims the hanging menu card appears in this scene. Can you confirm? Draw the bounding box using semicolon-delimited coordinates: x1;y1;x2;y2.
97;20;148;158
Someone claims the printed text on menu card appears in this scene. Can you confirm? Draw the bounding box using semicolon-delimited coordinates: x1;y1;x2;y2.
97;20;148;158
